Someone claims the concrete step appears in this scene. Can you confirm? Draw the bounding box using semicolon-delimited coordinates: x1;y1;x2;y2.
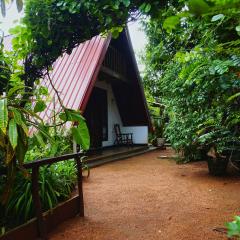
87;146;147;163
87;146;158;168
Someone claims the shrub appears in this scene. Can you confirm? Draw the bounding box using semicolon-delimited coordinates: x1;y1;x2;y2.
1;160;77;229
226;216;240;239
142;1;240;164
0;128;77;232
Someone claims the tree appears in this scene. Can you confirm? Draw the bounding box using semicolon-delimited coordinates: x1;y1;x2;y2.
142;0;240;161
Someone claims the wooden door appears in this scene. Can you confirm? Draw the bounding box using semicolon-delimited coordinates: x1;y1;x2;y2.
84;87;108;149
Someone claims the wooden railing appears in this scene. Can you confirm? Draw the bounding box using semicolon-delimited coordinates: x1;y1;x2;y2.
22;152;84;240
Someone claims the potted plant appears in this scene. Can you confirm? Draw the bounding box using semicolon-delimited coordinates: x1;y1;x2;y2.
198;126;239;176
152;117;166;148
206;146;229;176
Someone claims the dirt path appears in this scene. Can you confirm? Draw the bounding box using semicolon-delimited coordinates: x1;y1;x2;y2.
50;148;240;240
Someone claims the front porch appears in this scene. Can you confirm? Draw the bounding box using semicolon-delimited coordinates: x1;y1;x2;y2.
86;145;154;167
82;31;150;150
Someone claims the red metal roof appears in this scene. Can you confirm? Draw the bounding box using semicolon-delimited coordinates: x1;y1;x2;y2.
40;35;111;122
3;32;152;129
4;35;111;123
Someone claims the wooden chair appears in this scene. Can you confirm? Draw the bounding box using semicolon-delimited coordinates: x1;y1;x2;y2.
114;124;133;146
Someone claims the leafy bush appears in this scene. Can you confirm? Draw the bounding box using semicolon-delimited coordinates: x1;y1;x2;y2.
226;216;240;239
1;161;77;229
162;54;240;161
142;1;240;163
0;128;77;232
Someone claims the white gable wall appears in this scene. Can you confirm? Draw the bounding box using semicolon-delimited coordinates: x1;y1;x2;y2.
121;126;148;144
94;80;148;146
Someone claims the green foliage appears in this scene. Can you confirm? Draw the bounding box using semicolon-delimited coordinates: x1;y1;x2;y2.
0;0;201;170
0;42;90;201
0;0;194;233
0;128;76;232
7;0;167;90
34;100;47;113
143;0;240;161
0;0;239;236
0;161;77;231
26;128;73;160
0;74;52;180
226;216;240;239
0;98;8;134
59;109;90;150
8;119;18;149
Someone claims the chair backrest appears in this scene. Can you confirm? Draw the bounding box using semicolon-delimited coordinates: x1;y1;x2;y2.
114;124;121;136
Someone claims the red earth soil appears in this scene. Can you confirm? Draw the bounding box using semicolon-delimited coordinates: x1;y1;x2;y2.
50;148;240;240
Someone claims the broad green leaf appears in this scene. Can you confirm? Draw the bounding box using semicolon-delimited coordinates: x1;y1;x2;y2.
7;85;25;97
139;3;151;13
145;3;151;13
11;108;29;136
33;124;54;144
163;16;180;31
72;119;90;150
20;108;43;122
59;109;85;122
110;26;123;39
211;14;224;22
236;26;240;36
8;118;18;149
113;2;119;10
34;100;47;113
122;0;130;7
11;108;22;124
227;92;240;102
5;142;15;165
226;219;240;238
188;0;210;15
16;127;28;164
236;26;240;32
111;29;120;39
59;111;67;121
60;109;90;150
0;98;8;134
33;132;45;147
38;86;48;95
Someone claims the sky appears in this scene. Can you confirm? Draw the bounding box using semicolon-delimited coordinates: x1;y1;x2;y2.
0;3;23;34
0;3;147;68
128;20;147;71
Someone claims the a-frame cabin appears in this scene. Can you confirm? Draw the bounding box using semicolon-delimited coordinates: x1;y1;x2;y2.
4;28;151;149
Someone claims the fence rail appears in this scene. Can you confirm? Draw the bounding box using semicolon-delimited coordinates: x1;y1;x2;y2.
17;152;85;240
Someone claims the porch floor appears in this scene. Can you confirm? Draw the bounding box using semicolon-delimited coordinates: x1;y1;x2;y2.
86;145;152;167
87;145;146;157
50;148;240;240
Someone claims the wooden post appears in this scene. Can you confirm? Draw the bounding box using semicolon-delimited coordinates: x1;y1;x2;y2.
75;155;84;217
32;166;47;240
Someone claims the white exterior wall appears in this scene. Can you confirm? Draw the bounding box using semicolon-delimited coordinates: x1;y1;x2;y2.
121;126;148;144
94;80;148;146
